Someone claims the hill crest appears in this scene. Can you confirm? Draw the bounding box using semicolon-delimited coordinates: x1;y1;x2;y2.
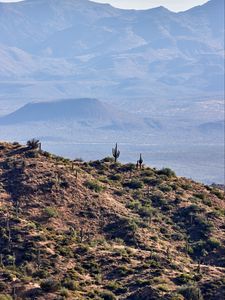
0;141;224;299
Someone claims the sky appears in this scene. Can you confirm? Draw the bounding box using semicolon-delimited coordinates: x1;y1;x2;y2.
0;0;209;12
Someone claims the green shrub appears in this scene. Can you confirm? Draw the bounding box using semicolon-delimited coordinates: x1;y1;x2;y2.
176;273;193;285
151;191;165;206
143;177;161;186
109;174;122;181
211;189;224;199
119;163;136;173
99;290;117;300
44;207;58;218
157;168;176;177
40;279;61;293
159;184;173;192
60;288;70;298
84;180;103;192
123;180;143;189
104;217;138;244
138;206;153;218
62;279;78;291
206;237;221;250
0;295;13;300
178;284;203;300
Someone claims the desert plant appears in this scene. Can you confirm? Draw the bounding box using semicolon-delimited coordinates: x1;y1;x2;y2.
123;180;143;189
44;207;58;218
157;168;176;177
99;290;117;300
84;180;103;192
40;279;61;293
26;138;40;150
0;295;13;300
112;143;120;162
137;153;143;169
178;284;203;300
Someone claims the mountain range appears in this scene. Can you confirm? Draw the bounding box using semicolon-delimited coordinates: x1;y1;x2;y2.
0;0;224;113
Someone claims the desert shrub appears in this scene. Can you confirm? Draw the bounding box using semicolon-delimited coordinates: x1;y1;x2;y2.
171;233;184;241
60;288;70;298
191;237;221;259
60;180;70;189
74;157;83;162
192;216;213;239
83;260;100;274
123;180;143;189
33;269;49;279
25;150;38;158
12;141;20;147
157;168;176;177
151;191;165;206
127;200;141;211
40;279;61;293
109;174;122;181
206;237;221;250
141;169;155;176
84;180;103;192
114;190;124;196
178;284;203;300
143;177;162;186
106;281;122;291
44;207;58;218
211;189;224;199
62;279;78;291
193;193;206;200
42;151;52;158
89;160;107;171
27;138;40;149
99;290;117;300
119;163;136;173
104;217;138;244
102;157;115;163
159;184;173;192
0;295;13;300
0;283;6;292
175;274;193;285
138;206;153;218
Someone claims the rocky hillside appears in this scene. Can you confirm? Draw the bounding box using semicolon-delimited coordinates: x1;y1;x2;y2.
0;142;224;300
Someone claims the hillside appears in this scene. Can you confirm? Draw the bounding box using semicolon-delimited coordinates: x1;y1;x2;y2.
0;141;224;300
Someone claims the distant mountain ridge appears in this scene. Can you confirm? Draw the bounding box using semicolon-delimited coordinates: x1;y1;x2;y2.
0;0;224;105
0;98;160;130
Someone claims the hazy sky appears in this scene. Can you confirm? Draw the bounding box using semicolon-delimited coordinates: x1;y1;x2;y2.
0;0;209;12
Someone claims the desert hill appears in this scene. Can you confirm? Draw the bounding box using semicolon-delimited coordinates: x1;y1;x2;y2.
0;98;159;130
0;141;224;300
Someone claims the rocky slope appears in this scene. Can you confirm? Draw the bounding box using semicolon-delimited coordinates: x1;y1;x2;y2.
0;141;224;300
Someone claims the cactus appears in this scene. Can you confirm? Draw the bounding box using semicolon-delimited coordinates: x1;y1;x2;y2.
137;153;143;169
112;143;120;162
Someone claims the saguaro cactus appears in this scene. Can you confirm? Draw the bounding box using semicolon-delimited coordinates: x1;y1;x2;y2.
112;143;120;162
138;153;143;169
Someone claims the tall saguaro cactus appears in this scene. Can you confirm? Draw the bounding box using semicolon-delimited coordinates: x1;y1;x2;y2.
112;143;120;162
138;153;143;169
